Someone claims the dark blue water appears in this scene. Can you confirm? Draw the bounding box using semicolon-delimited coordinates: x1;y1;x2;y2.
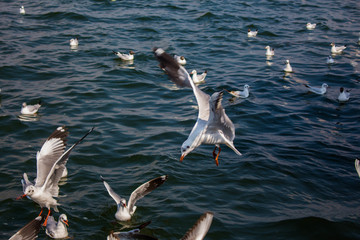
1;0;360;239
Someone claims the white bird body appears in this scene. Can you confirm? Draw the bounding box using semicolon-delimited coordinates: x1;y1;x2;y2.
306;23;316;30
337;87;350;102
191;70;207;84
21;102;41;115
20;6;25;14
247;29;258;37
331;43;346;54
113;50;134;61
225;85;250;98
304;83;328;95
101;175;168;221
69;38;78;47
283;60;293;72
326;55;334;64
174;55;187;65
265;46;275;56
154;48;241;166
45;214;69;239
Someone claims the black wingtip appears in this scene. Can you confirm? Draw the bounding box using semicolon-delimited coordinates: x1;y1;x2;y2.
137;220;152;230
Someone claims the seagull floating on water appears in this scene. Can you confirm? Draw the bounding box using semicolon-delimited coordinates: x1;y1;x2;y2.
21;101;42;115
337;87;350;102
225;84;250;98
331;43;346;54
306;23;316;30
17;126;93;226
174;55;187;65
304;83;328;95
45;214;69;239
191;70;207;84
265;46;275;56
181;212;214;240
19;6;25;14
9;215;44;240
326;55;334;64
69;38;78;47
153;48;242;166
283;60;293;72
101;175;168;221
247;29;258;37
113;50;135;61
107;221;157;240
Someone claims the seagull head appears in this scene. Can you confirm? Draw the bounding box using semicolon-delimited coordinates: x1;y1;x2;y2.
244;84;250;89
180;140;196;162
17;185;35;199
191;70;197;75
60;214;69;226
119;198;127;208
322;83;329;89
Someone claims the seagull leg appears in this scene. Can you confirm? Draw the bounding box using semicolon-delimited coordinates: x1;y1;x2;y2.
214;147;221;166
38;208;43;216
212;146;218;159
43;209;51;226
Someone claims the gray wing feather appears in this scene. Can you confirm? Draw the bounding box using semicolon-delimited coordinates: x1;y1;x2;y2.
181;212;214;240
128;175;168;215
9;215;44;240
101;176;122;205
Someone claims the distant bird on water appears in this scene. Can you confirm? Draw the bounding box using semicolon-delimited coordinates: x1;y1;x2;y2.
283;60;293;72
337;87;350;102
304;83;328;95
225;84;250;98
191;69;207;84
326;55;334;64
265;46;275;56
306;23;316;30
331;42;346;54
174;55;187;65
45;213;69;239
69;38;78;47
19;6;25;14
113;50;135;61
21;101;42;115
247;29;258;37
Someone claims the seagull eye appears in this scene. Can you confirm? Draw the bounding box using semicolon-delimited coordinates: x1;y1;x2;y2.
186;146;190;149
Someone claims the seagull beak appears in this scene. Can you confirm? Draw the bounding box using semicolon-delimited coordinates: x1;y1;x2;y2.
16;194;26;200
63;220;69;226
180;154;185;162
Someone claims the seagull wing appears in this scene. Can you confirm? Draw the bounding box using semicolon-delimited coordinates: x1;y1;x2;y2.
35;126;68;188
355;159;360;178
40;127;94;194
128;175;168;215
101;176;122;205
181;212;214;240
9;215;44;240
153;48;210;121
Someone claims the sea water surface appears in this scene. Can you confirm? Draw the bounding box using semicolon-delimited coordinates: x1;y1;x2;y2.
1;0;360;239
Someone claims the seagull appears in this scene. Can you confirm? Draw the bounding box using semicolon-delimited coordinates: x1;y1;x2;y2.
181;212;214;240
45;214;69;239
113;50;135;61
191;70;207;84
337;87;350;102
283;59;293;73
21;101;42;115
101;175;168;221
69;38;78;47
304;83;328;95
331;43;346;54
19;6;25;14
306;23;316;30
17;126;94;226
9;215;44;240
174;55;187;65
355;159;360;178
225;84;250;98
265;46;275;56
107;221;157;240
326;55;334;64
247;29;258;37
153;48;242;166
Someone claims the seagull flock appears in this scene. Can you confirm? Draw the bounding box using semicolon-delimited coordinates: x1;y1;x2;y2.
9;5;359;240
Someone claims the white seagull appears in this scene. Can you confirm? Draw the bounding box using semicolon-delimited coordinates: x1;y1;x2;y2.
21;101;42;115
19;6;26;14
283;59;293;73
191;70;207;84
326;55;334;64
225;84;250;98
45;214;69;239
337;87;350;102
153;48;242;166
69;38;78;47
181;212;214;240
247;29;258;37
9;215;44;240
304;83;328;95
265;46;275;56
174;55;187;65
17;126;94;226
306;23;316;30
355;159;360;178
107;221;157;240
113;50;135;61
331;43;346;54
101;175;168;221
